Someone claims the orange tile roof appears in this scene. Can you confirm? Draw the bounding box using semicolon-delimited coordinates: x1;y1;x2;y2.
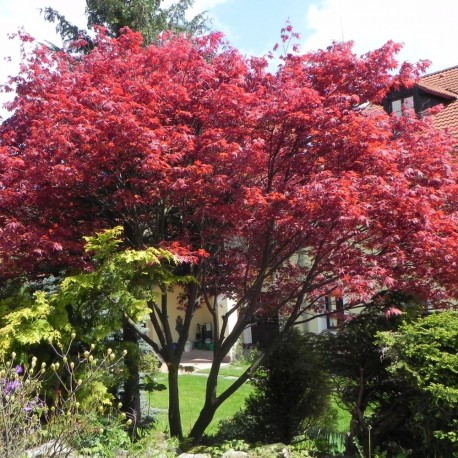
416;82;457;100
422;65;458;94
419;66;458;137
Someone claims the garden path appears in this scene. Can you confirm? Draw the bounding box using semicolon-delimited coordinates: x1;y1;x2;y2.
159;349;231;372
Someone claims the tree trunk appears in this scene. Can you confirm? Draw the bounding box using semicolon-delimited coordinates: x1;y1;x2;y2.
122;318;142;424
189;310;302;443
188;362;221;442
189;341;264;442
345;368;366;455
167;363;183;438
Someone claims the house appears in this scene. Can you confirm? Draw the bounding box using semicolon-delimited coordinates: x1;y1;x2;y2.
383;64;458;138
145;288;238;355
302;65;458;335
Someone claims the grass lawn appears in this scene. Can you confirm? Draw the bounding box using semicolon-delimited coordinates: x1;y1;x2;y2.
195;362;250;378
147;368;253;436
147;363;351;441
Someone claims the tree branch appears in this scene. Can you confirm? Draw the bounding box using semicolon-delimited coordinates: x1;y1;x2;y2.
123;312;164;363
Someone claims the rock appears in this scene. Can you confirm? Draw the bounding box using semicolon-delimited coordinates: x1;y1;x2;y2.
221;451;249;458
254;443;290;458
178;453;212;458
26;440;77;457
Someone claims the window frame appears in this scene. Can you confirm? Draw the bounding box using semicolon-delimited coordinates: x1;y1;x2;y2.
391;95;414;117
325;296;345;329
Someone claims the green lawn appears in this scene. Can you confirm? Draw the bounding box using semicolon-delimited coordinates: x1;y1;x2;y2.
146;364;351;440
195;362;250;378
147;370;253;436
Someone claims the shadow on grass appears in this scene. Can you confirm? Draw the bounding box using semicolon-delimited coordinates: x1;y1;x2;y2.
147;369;253;435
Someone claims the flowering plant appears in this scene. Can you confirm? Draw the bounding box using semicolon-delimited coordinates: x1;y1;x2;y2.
0;336;130;458
0;354;45;457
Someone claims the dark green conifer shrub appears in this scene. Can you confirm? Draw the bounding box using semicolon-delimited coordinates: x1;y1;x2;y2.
218;328;333;445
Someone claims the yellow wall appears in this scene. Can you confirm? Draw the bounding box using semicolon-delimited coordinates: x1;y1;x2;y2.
145;289;232;346
145;285;366;353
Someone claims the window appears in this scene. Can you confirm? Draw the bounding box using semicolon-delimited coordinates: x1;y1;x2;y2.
325;296;345;329
391;96;414;117
250;314;279;348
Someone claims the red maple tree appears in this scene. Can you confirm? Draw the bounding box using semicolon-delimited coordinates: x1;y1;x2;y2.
1;28;458;440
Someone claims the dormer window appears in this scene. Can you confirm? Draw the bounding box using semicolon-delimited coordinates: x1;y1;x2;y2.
391;96;414;117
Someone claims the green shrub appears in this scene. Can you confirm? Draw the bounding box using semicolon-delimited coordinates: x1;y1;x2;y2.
71;413;131;457
317;300;458;457
378;311;458;457
0;338;134;457
218;329;334;445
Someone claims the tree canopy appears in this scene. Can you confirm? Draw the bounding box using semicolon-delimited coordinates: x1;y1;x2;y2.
1;27;458;440
42;0;208;48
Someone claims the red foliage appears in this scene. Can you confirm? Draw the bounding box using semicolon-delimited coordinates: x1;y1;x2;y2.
1;28;458;311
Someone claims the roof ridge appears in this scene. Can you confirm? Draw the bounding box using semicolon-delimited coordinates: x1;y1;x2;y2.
423;64;458;78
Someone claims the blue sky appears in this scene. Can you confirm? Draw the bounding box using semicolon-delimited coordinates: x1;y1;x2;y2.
1;0;458;117
197;0;458;71
201;0;313;56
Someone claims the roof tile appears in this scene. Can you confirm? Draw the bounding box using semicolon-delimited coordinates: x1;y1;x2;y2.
419;66;458;137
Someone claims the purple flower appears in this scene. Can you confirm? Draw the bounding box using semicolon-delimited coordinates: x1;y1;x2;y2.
24;397;44;413
15;365;23;375
3;379;21;395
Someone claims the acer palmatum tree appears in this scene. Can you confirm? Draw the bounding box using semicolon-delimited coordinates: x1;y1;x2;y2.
1;28;458;441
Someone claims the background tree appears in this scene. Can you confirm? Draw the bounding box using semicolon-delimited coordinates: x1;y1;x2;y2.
42;0;208;48
378;311;458;456
317;292;423;455
2;27;458;442
86;0;207;42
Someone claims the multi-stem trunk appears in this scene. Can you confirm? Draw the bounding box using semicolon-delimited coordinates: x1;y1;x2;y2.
188;303;304;444
122;318;142;424
128;310;185;438
167;362;183;438
188;351;225;442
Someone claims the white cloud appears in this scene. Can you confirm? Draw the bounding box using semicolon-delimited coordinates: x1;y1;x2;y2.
189;0;229;11
303;0;458;72
162;0;230;17
0;0;87;118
